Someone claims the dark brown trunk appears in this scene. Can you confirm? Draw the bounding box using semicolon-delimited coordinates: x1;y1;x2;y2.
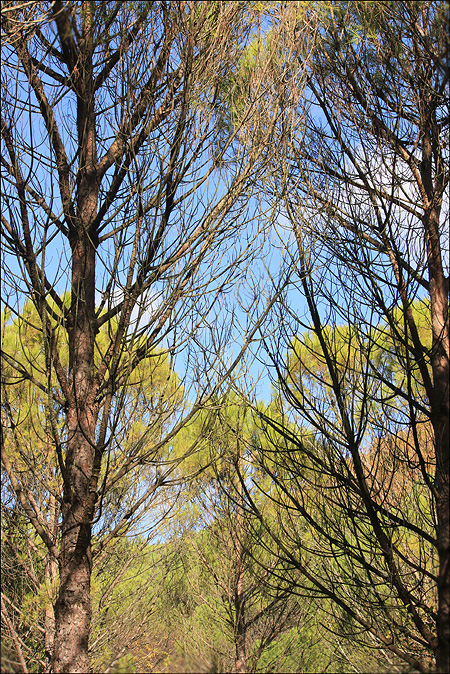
51;271;97;672
52;409;96;672
435;466;450;673
44;492;58;673
234;449;247;674
431;276;449;673
235;571;247;674
419;73;449;667
52;512;92;673
51;5;98;668
51;239;97;674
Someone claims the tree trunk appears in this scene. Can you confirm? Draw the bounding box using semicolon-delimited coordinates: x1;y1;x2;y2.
44;492;58;673
44;557;58;673
436;471;450;673
421;107;449;673
234;449;247;674
52;508;92;673
51;315;97;672
235;572;247;674
51;234;98;672
51;5;99;668
431;275;449;673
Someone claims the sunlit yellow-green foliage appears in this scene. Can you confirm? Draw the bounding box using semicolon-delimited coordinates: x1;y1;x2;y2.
1;297;185;671
259;299;438;669
1;297;182;519
164;396;254;533
285;299;433;429
281;299;435;516
171;394;251;475
378;298;433;397
1;300;65;500
89;537;165;674
169;394;299;521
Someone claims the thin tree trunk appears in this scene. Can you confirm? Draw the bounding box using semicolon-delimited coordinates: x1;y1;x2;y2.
235;572;247;674
234;447;247;674
44;492;58;673
44;557;57;673
436;471;450;673
1;594;28;674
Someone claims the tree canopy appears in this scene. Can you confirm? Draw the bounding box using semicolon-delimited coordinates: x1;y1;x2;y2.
1;2;448;673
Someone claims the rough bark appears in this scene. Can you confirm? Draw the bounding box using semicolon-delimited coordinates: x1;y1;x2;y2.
51;4;99;668
420;65;449;670
428;221;450;673
2;2;288;670
51;237;98;673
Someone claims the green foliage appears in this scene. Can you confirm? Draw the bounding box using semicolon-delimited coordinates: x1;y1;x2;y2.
1;298;183;671
2;2;446;671
90;537;170;673
252;303;438;671
0;509;46;672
